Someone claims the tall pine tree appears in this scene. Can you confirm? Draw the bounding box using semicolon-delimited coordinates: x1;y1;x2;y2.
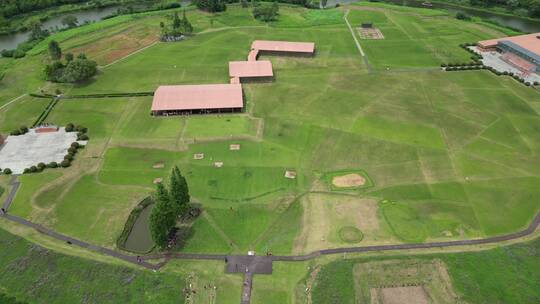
48;40;62;61
149;182;177;248
169;166;190;218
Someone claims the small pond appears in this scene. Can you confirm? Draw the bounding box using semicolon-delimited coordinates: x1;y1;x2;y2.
123;203;155;253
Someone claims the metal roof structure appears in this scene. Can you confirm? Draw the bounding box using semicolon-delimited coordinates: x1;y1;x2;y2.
151;84;243;112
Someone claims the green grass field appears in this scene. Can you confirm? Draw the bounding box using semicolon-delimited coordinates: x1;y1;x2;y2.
0;2;539;302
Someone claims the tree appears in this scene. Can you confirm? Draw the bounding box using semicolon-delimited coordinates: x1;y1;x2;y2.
181;9;193;34
59;57;97;83
169;166;190;217
321;0;328;8
253;2;279;22
173;12;181;30
48;40;62;61
61;15;79;28
28;20;49;41
65;52;74;62
150;182;177;248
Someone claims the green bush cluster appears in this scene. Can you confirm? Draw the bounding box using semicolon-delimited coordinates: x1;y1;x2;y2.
10;125;29;136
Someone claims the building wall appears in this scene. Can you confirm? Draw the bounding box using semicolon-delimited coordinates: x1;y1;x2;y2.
152;107;243;116
498;43;540;72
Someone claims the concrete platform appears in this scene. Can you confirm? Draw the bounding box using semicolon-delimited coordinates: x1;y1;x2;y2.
225;255;273;274
0;127;82;174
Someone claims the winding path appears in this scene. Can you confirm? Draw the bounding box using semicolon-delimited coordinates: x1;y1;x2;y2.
2;175;540;303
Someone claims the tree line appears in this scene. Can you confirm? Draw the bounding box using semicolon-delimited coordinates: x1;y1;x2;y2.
150;166;194;249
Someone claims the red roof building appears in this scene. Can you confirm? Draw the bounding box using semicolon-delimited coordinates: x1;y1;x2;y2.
251;40;315;54
151;84;243;115
229;60;273;82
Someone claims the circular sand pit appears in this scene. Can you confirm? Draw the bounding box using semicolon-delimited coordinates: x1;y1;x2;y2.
332;173;366;188
339;226;364;243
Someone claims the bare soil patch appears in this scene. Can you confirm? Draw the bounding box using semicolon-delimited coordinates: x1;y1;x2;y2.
378;286;428;304
153;178;163;184
214;162;223;168
193;153;204;160
152;162;164;169
69;24;158;66
332;173;366;187
229;144;240;150
284;170;297;179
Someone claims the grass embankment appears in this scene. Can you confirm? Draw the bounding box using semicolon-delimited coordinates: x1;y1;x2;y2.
310;237;540;304
0;227;186;303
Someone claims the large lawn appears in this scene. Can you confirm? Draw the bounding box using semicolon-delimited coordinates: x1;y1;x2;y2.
0;0;539;293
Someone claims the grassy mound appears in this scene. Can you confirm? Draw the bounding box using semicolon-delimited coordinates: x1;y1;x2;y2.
338;226;364;243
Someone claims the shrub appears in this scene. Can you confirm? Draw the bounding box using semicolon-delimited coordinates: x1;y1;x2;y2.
76;125;87;133
65;123;75;132
3;168;12;175
10;129;21;136
525;82;531;86
71;142;80;149
23;168;30;174
20;126;29;134
441;63;447;67
78;134;89;141
64;154;74;161
68;147;77;154
37;162;46;171
47;162;58;168
61;159;71;167
29;166;38;173
1;49;15;57
13;49;26;59
534;81;539;86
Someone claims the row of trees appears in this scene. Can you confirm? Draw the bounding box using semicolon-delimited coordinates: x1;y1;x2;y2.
150;166;191;248
44;40;97;83
160;10;193;41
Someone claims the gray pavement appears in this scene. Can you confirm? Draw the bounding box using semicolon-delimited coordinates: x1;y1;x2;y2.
0;127;85;174
470;46;540;84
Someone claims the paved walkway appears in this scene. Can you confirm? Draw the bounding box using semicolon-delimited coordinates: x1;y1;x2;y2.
2;175;540;303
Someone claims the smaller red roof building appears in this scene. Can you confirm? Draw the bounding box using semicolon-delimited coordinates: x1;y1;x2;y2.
229;60;273;79
251;40;315;54
152;84;243;115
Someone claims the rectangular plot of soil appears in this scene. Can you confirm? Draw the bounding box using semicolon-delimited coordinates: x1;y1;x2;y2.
377;286;428;304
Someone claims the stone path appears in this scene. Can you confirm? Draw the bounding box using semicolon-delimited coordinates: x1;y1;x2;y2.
2;175;540;304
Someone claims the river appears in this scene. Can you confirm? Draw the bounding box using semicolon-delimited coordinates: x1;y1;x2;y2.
0;5;121;50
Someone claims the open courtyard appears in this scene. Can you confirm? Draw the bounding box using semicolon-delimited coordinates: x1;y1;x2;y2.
0;1;539;303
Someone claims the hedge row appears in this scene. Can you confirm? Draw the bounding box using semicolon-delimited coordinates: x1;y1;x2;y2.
32;97;60;128
116;197;155;253
62;92;154;99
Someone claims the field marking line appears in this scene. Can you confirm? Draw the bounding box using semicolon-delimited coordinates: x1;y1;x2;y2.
344;10;365;57
0;94;27;111
100;41;159;69
202;211;240;251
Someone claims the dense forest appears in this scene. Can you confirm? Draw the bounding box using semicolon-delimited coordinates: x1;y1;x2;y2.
0;0;90;18
466;0;540;17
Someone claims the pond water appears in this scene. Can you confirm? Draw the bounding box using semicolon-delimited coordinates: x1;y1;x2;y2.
0;5;121;50
326;0;540;33
123;203;155;253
